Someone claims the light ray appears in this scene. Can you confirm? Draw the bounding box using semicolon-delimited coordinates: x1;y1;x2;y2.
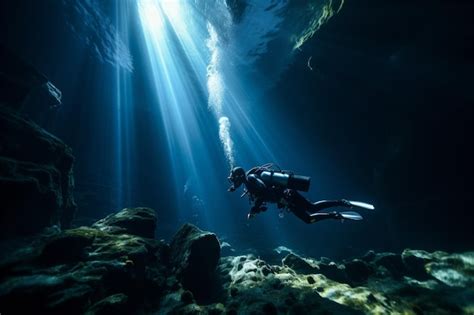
136;0;280;234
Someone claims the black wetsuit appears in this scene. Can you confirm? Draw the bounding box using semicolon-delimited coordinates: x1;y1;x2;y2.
242;167;350;223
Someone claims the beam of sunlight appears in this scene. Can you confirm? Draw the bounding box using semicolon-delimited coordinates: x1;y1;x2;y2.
136;0;281;237
114;0;134;208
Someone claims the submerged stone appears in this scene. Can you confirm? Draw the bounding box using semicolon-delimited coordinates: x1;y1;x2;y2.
169;223;220;302
92;207;157;239
344;259;373;284
282;253;319;274
0;212;473;314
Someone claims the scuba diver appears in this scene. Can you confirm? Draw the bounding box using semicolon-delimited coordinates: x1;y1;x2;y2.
228;163;375;223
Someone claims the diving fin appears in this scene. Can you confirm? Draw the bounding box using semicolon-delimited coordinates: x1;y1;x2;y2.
348;200;375;210
340;211;363;221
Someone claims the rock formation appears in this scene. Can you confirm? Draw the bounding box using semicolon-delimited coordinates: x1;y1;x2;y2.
169;223;221;302
0;46;75;239
1;205;472;314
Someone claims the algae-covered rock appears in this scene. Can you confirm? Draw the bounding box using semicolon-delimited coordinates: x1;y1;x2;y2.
92;207;157;239
216;254;361;315
1;212;473;315
426;251;474;287
0;213;167;315
169;223;220;301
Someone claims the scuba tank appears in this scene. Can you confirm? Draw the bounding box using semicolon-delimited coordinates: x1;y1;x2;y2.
260;171;311;192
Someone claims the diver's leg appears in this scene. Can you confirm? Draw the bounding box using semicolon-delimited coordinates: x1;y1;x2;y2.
291;207;341;224
310;199;351;213
293;209;363;224
284;189;314;209
290;206;314;224
308;212;342;223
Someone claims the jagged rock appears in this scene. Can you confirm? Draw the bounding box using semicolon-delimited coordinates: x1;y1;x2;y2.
317;261;348;283
217;255;361;314
0;105;76;239
0;223;168;315
425;252;474;288
169;223;220;301
219;255;275;288
1;215;473;315
92;207;157;239
373;252;405;278
282;253;319;274
401;249;435;280
344;259;373;284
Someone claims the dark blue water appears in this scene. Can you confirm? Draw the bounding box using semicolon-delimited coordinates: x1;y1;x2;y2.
1;0;472;260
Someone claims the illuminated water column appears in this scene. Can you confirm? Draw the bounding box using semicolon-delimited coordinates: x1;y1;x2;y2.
114;0;134;209
137;0;221;225
136;0;282;237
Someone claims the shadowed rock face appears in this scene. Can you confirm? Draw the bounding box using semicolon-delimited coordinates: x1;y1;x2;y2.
0;47;73;239
169;223;221;302
0;105;76;239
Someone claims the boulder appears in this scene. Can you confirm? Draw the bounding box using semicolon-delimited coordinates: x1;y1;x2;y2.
425;252;474;288
0;223;168;315
373;252;405;278
0;105;76;239
344;259;373;284
318;261;348;283
282;253;319;274
169;224;220;301
92;207;157;239
401;249;434;280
